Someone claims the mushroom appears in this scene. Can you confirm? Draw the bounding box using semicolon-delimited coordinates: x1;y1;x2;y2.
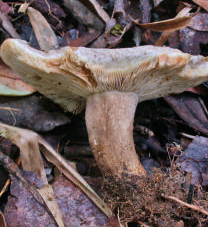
1;38;208;185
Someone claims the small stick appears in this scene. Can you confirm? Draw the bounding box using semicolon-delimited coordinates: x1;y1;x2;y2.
161;194;208;216
0;179;10;197
0;151;45;206
137;221;150;227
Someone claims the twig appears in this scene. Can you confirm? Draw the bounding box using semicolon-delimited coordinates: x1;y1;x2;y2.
0;151;45;206
161;194;208;216
44;0;61;25
0;178;10;197
137;221;150;227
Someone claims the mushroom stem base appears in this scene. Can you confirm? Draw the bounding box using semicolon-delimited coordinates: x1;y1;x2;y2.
85;91;146;179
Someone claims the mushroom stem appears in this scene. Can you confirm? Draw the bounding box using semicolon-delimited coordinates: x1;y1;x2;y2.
85;91;146;179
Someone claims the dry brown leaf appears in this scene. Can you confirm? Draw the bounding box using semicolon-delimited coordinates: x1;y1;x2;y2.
0;122;113;218
193;0;208;11
27;7;58;51
155;6;192;46
0;122;64;227
4;173;56;227
0;153;57;226
69;30;101;47
63;0;104;31
134;15;194;31
4;172;117;227
0;122;47;182
0;95;71;132
132;7;198;32
154;31;171;46
84;0;110;24
0;58;35;96
37;185;65;227
0;11;20;39
38;136;113;218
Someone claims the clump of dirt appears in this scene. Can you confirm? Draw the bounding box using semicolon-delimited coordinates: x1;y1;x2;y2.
103;166;208;226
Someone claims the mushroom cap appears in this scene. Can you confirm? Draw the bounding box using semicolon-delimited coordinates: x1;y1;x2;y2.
1;38;208;113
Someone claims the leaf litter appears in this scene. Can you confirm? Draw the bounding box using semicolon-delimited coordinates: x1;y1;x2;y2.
0;0;208;226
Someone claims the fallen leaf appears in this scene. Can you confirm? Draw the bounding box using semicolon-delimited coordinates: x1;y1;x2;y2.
0;152;46;209
165;93;208;135
139;0;152;23
133;11;197;32
179;26;208;54
82;0;110;24
0;122;113;218
38;136;113;217
0;122;65;227
177;136;208;186
27;7;58;51
69;30;101;47
0;95;70;132
155;6;192;46
105;22;132;45
21;0;66;32
188;13;208;31
0;122;47;181
193;0;208;11
37;185;65;227
4;174;118;227
63;0;104;31
0;11;20;39
4;173;57;227
53;176;119;227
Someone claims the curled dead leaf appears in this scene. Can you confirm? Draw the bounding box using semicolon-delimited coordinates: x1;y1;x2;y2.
155;6;193;46
132;7;198;32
